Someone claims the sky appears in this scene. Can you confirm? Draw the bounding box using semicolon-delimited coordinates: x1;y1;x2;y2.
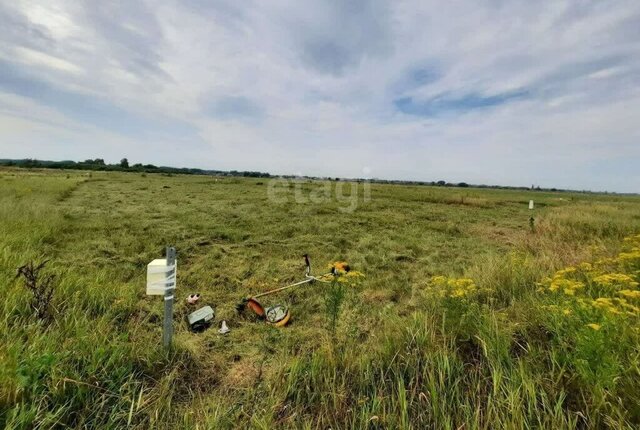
0;1;639;192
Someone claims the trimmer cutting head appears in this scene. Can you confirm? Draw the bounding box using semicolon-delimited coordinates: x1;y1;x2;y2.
265;304;290;327
236;297;290;326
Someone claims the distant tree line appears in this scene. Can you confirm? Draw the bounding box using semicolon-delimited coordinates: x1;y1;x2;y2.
0;158;626;194
0;158;272;178
363;178;567;192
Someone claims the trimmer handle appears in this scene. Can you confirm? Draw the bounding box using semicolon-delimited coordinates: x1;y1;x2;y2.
303;254;311;276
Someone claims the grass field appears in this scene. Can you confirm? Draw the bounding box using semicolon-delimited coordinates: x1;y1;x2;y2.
1;167;640;429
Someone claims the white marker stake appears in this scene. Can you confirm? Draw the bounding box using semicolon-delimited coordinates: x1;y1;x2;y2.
146;248;177;348
529;200;534;210
163;247;176;348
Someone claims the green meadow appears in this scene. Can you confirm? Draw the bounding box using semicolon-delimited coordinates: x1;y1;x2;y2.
1;167;640;429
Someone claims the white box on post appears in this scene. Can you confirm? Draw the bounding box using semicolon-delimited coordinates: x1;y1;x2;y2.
146;258;177;296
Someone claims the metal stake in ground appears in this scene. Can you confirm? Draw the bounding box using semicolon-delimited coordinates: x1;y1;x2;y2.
163;246;176;348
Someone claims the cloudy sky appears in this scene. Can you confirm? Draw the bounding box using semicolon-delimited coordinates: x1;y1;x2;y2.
1;1;639;192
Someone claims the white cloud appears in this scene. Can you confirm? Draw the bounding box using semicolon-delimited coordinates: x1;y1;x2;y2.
19;1;78;39
13;46;82;74
588;67;624;79
0;0;639;192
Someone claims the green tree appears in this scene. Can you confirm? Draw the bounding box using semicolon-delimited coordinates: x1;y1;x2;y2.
120;158;129;168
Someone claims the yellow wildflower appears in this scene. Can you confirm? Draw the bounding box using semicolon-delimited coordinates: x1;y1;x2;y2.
593;273;638;289
619;289;640;300
430;276;447;287
587;323;601;331
427;276;478;299
549;279;584;294
578;262;593;271
451;288;466;298
594;257;616;267
618;250;640;265
592;297;620;314
336;272;364;285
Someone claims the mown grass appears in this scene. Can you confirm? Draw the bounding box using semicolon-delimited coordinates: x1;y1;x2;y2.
1;167;639;429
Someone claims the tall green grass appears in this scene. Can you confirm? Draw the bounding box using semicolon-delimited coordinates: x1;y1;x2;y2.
1;169;639;429
0;172;201;429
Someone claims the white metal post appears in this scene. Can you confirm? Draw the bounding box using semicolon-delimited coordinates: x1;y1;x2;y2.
163;246;176;348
